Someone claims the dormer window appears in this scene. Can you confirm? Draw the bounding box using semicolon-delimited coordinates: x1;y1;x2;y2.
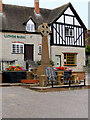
26;19;35;32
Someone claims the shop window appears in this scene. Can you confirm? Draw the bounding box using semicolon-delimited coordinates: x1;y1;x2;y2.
63;53;77;65
65;27;74;37
38;45;42;55
12;43;24;54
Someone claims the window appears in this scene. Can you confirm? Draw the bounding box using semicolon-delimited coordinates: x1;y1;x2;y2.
12;43;24;54
26;19;35;32
38;45;42;55
65;27;74;37
0;62;1;71
63;53;77;65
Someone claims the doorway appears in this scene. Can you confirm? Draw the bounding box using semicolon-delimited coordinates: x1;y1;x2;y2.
55;55;61;67
24;44;34;61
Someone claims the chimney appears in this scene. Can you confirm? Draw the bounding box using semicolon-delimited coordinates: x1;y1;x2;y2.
0;0;2;13
35;0;39;14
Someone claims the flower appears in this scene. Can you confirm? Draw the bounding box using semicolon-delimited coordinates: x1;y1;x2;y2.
6;65;26;71
56;66;68;71
66;69;72;71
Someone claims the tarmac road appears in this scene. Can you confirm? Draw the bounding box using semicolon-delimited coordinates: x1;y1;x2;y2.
2;86;88;118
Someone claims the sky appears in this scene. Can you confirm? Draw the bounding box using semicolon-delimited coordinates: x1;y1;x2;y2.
3;0;89;29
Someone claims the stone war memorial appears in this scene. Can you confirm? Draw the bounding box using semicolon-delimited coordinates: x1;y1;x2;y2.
37;23;51;75
36;23;52;87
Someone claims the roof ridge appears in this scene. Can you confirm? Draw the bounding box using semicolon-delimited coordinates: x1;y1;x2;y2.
3;4;51;11
51;2;70;11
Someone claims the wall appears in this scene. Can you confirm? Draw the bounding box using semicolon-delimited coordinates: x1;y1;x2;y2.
1;32;51;70
51;46;85;72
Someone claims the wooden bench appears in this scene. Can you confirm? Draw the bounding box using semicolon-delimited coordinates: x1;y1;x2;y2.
21;79;38;84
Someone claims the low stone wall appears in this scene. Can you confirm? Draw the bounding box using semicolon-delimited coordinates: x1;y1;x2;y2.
72;71;85;80
0;72;2;83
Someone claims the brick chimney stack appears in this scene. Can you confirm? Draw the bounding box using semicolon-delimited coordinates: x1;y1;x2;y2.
0;0;2;13
35;0;39;14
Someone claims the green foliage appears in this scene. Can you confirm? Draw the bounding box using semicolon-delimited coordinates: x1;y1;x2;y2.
85;45;90;54
37;59;54;66
50;59;54;66
37;60;41;65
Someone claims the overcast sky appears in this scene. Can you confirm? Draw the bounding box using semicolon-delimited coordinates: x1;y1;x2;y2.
3;0;89;29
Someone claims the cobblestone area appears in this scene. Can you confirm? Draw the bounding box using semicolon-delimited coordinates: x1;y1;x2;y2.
2;87;88;118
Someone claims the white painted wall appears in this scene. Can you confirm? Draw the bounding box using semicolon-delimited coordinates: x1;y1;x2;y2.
1;32;51;70
51;46;85;71
64;7;74;16
56;15;64;23
74;17;81;26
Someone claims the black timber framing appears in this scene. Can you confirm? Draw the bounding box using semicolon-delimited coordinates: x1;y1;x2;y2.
50;44;85;48
50;3;87;30
58;24;60;44
63;14;75;17
56;24;57;44
51;24;54;45
51;22;85;47
55;22;83;28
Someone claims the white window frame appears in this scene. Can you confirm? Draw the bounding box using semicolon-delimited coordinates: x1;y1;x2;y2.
65;27;74;37
38;45;42;55
12;43;24;54
26;19;35;32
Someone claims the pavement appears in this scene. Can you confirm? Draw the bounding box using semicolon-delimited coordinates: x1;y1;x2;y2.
2;86;88;118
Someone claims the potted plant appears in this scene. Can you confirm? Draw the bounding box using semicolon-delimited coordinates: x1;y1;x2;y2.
54;66;68;75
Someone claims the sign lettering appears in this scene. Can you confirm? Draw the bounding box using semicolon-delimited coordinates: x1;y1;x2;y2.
4;35;25;39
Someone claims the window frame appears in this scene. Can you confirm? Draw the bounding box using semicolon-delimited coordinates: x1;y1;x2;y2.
12;43;24;54
63;53;77;66
65;27;74;37
38;45;42;55
26;19;35;32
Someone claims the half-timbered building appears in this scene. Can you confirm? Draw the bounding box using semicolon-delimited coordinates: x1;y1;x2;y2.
0;0;87;73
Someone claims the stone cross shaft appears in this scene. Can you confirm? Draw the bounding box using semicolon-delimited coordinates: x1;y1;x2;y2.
38;23;50;66
36;23;51;75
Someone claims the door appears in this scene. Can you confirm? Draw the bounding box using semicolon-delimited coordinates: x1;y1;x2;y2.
55;55;61;67
24;44;33;61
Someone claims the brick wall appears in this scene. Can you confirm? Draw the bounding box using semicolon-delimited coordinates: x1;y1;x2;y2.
0;0;2;13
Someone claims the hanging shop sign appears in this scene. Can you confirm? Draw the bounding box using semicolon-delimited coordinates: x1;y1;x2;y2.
4;34;25;39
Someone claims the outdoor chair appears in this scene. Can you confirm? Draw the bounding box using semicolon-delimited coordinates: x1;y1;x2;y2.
44;67;58;87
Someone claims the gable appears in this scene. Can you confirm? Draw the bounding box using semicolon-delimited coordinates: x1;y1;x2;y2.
56;6;82;27
64;7;74;16
26;19;35;25
51;3;86;30
26;19;35;32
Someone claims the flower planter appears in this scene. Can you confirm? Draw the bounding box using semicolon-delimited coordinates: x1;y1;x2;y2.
2;71;26;83
56;71;64;75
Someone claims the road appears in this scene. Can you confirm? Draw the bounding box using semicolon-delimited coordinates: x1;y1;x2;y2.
2;86;88;118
